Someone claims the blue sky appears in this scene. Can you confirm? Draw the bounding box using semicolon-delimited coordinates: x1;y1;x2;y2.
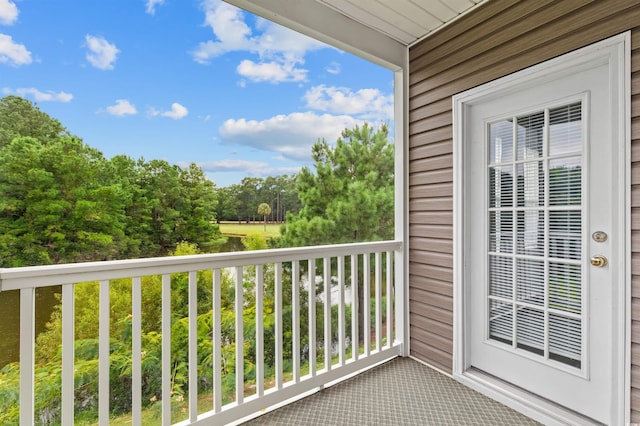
0;0;393;187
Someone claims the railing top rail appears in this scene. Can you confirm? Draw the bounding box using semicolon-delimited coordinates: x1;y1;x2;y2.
0;240;402;291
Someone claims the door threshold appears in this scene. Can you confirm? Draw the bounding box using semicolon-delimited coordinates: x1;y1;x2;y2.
454;368;603;426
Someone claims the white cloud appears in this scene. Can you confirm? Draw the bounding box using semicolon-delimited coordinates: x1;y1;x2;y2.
192;0;327;83
0;0;18;25
145;0;165;15
325;62;341;75
106;99;137;116
85;35;119;70
149;102;189;120
194;159;269;172
237;60;306;83
304;85;393;120
219;111;360;161
14;87;73;102
0;33;31;66
190;159;301;178
162;102;188;119
193;1;252;61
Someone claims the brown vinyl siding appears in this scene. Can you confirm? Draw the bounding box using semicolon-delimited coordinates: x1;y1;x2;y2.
408;0;640;418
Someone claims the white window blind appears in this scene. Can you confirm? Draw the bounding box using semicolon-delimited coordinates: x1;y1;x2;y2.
487;102;584;369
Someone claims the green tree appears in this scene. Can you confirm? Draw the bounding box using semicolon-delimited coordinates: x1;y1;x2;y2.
237;177;261;222
215;175;301;224
138;160;220;255
107;155;154;258
0;96;222;264
257;202;271;231
0;95;69;149
177;163;219;249
0;136;127;266
215;185;239;222
279;123;394;247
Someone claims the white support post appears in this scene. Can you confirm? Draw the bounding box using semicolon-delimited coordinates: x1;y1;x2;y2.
235;266;244;404
394;67;409;356
275;262;283;389
61;284;74;426
386;251;393;348
292;260;300;382
256;265;264;397
161;274;171;425
308;258;316;377
351;254;359;361
324;257;331;371
188;271;198;422
364;255;370;357
213;269;222;413
338;256;345;366
19;288;34;426
375;252;382;352
132;277;142;425
99;280;110;426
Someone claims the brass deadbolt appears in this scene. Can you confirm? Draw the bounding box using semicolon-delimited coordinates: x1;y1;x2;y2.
590;255;608;268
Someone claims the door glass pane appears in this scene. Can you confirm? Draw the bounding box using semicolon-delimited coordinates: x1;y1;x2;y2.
517;161;544;207
549;313;582;368
516;259;544;306
516;307;544;355
490;211;513;253
549;210;581;260
489;300;512;344
489;255;512;298
517;210;544;256
486;101;584;370
549;157;581;206
549;102;582;155
549;262;581;314
489;120;513;163
489;166;514;207
516;111;544;160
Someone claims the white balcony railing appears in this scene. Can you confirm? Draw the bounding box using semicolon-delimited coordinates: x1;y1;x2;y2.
0;241;403;425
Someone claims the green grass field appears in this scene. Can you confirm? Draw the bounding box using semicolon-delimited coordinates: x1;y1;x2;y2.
218;222;281;239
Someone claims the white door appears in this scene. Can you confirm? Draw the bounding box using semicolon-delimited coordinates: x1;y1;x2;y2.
460;37;627;424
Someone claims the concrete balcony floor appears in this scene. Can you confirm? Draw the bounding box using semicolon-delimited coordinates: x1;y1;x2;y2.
243;357;540;425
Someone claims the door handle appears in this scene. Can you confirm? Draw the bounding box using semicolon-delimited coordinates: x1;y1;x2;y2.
590;255;608;268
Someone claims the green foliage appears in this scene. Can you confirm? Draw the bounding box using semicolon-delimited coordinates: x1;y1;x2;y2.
257;202;271;217
242;233;268;250
0;95;69;149
0;136;127;266
278;123;394;247
257;202;271;230
0;96;221;266
217;175;301;223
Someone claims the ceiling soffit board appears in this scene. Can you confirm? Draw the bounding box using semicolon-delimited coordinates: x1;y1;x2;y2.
318;0;433;44
317;0;487;46
224;0;407;70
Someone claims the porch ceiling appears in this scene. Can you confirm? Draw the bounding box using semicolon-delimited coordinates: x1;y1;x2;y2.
225;0;488;69
315;0;487;45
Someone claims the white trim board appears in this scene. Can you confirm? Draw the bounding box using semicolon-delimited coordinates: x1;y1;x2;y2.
452;32;630;425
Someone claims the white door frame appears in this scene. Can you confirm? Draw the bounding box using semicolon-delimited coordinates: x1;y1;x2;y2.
452;32;630;425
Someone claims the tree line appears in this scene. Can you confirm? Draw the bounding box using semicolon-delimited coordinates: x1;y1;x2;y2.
0;96;303;267
215;175;301;224
0;95;394;267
